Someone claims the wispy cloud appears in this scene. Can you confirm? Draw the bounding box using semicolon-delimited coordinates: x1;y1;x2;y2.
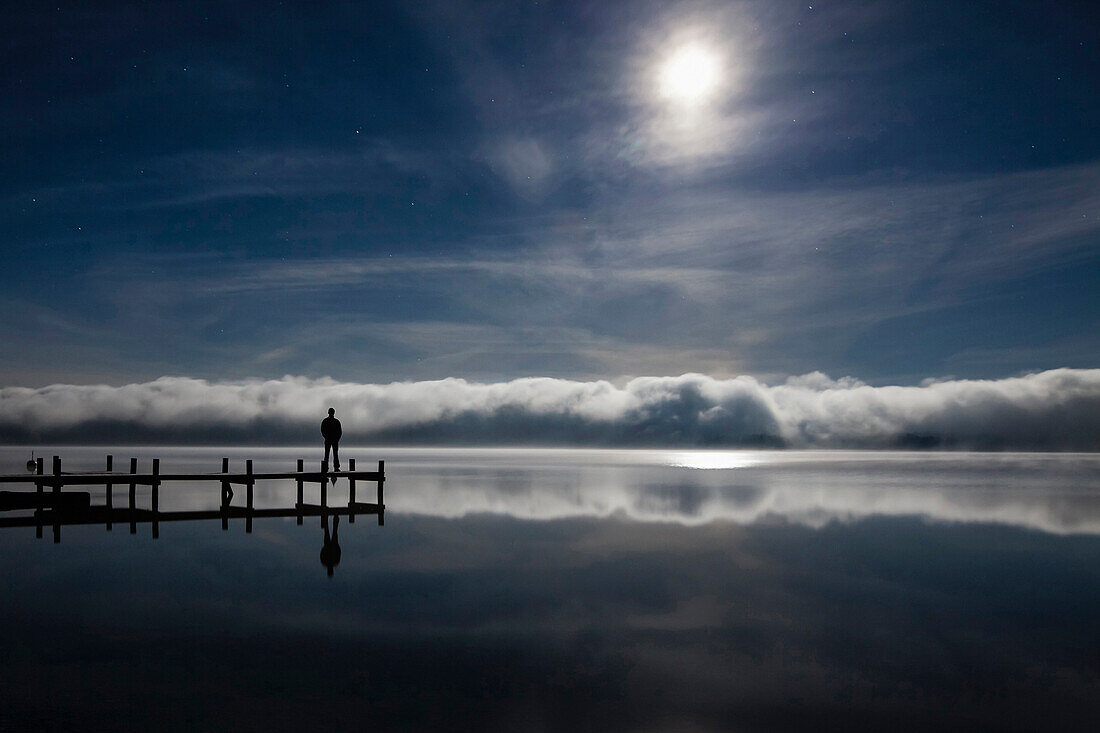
2;1;1097;387
4;155;1094;386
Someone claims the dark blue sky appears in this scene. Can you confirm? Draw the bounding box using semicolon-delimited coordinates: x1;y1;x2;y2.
3;0;1098;386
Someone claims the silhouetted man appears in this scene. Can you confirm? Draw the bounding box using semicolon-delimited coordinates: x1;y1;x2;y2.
320;514;341;578
321;407;342;471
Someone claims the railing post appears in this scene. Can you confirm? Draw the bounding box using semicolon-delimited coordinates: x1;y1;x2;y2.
151;458;160;539
52;456;62;543
221;457;230;531
105;455;113;531
296;459;304;525
129;458;138;535
348;458;356;523
245;459;254;534
377;459;385;526
35;457;44;539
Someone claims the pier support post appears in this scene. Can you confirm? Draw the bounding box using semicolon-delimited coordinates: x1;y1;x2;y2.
52;456;61;543
245;459;254;534
348;459;356;523
129;458;138;535
35;457;44;539
320;460;327;509
105;455;113;531
296;459;304;525
151;458;160;539
377;459;385;526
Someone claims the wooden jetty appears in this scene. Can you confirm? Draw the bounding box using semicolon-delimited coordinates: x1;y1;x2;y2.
0;454;385;543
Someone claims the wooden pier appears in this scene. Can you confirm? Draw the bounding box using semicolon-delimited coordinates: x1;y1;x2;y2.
0;455;385;543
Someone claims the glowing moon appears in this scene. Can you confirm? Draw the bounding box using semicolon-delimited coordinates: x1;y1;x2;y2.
657;43;722;104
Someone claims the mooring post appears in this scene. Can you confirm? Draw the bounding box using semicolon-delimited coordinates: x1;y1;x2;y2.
377;459;385;526
245;459;254;534
221;457;230;531
348;458;356;523
51;456;62;543
105;454;113;531
129;458;138;535
35;457;44;539
151;458;160;539
296;459;304;525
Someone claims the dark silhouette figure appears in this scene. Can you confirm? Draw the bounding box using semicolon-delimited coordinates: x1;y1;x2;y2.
321;407;342;471
320;515;341;577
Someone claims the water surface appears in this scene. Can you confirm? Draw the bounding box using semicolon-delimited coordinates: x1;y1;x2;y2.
2;447;1099;731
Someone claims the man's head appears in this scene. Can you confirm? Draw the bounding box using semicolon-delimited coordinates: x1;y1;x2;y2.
328;407;335;416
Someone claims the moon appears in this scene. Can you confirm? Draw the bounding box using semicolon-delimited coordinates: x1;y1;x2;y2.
657;43;722;105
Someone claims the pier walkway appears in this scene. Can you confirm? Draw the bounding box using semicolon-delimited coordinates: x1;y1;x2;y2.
0;454;386;543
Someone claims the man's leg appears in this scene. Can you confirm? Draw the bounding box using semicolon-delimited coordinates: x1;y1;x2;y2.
333;442;340;470
324;440;332;468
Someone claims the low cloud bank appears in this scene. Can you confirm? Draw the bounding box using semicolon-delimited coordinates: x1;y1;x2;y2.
1;369;1098;449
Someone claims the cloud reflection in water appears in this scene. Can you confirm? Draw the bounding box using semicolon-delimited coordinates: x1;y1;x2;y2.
382;449;1100;535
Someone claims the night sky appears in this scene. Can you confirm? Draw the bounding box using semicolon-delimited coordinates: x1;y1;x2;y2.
4;1;1099;388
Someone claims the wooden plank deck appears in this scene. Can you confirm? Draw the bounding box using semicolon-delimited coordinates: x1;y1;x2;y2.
0;503;381;529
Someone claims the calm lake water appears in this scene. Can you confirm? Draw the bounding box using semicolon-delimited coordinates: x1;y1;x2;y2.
2;447;1099;731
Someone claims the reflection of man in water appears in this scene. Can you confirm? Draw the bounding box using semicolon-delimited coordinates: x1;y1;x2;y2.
320;515;341;577
321;407;342;471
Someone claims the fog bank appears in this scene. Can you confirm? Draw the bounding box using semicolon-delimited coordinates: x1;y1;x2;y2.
1;369;1098;449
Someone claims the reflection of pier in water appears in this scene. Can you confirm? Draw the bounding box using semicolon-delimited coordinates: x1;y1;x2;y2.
0;455;385;544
